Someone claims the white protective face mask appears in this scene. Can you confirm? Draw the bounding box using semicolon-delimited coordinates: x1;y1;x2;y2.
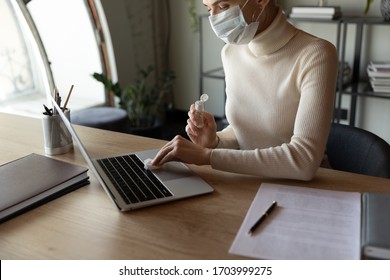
209;0;262;45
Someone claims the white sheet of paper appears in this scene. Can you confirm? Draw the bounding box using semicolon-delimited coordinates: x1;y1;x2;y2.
229;183;361;260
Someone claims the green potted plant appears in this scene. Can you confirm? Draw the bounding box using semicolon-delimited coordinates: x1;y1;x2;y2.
365;0;390;20
93;66;175;136
186;0;198;32
365;0;374;14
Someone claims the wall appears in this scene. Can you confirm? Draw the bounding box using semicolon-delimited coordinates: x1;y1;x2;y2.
99;0;134;87
99;0;162;87
169;0;226;117
99;0;225;116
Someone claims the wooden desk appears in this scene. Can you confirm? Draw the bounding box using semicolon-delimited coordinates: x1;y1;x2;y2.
0;113;389;259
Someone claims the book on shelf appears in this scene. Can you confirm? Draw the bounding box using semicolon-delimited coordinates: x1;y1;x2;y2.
368;61;390;69
362;192;390;260
0;153;89;223
289;13;341;20
289;5;342;20
370;77;390;86
371;84;390;93
367;61;390;92
367;61;390;75
291;6;341;15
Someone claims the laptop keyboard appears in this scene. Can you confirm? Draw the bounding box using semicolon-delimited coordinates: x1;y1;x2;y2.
97;154;172;204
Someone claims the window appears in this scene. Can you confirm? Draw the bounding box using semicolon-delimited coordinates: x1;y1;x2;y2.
0;0;115;117
0;0;51;116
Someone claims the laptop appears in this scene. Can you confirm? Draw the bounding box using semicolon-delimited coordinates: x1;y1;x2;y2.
51;97;214;211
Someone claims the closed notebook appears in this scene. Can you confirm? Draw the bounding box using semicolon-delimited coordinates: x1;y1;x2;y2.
0;153;89;223
361;192;390;259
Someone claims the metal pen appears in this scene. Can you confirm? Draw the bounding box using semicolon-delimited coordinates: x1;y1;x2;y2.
248;200;277;236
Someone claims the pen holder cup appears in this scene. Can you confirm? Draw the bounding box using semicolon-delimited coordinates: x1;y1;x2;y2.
42;109;73;155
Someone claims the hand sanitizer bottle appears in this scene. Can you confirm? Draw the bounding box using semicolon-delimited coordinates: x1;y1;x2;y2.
194;93;209;128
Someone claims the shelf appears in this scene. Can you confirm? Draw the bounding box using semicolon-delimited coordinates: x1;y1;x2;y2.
288;15;390;25
341;82;390;99
202;67;225;80
342;16;390;25
288;17;342;23
290;14;390;125
339;17;390;125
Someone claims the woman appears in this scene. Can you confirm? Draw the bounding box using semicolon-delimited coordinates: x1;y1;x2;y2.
150;0;338;181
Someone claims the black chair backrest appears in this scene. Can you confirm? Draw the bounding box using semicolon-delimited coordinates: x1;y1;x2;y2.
326;123;390;179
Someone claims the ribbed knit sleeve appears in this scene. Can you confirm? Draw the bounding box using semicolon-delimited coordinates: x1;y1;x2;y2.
210;9;339;181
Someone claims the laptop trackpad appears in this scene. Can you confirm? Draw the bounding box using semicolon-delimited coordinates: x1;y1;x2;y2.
152;162;193;182
136;150;193;182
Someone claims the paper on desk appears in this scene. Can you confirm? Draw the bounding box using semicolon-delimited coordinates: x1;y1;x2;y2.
229;183;361;260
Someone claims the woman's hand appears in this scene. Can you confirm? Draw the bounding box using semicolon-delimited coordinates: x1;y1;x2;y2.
150;135;212;166
150;104;218;167
186;104;218;148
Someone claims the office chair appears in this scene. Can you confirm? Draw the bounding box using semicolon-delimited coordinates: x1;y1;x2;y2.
326;123;390;179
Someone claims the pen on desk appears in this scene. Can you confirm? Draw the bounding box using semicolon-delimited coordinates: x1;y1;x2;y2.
248;200;277;236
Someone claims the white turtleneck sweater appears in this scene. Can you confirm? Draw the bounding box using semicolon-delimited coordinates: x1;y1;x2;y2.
210;7;338;180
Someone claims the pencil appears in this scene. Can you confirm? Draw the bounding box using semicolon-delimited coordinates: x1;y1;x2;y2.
62;85;74;112
52;88;58;115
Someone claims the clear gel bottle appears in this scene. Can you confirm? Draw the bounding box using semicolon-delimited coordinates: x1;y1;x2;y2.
195;93;209;128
